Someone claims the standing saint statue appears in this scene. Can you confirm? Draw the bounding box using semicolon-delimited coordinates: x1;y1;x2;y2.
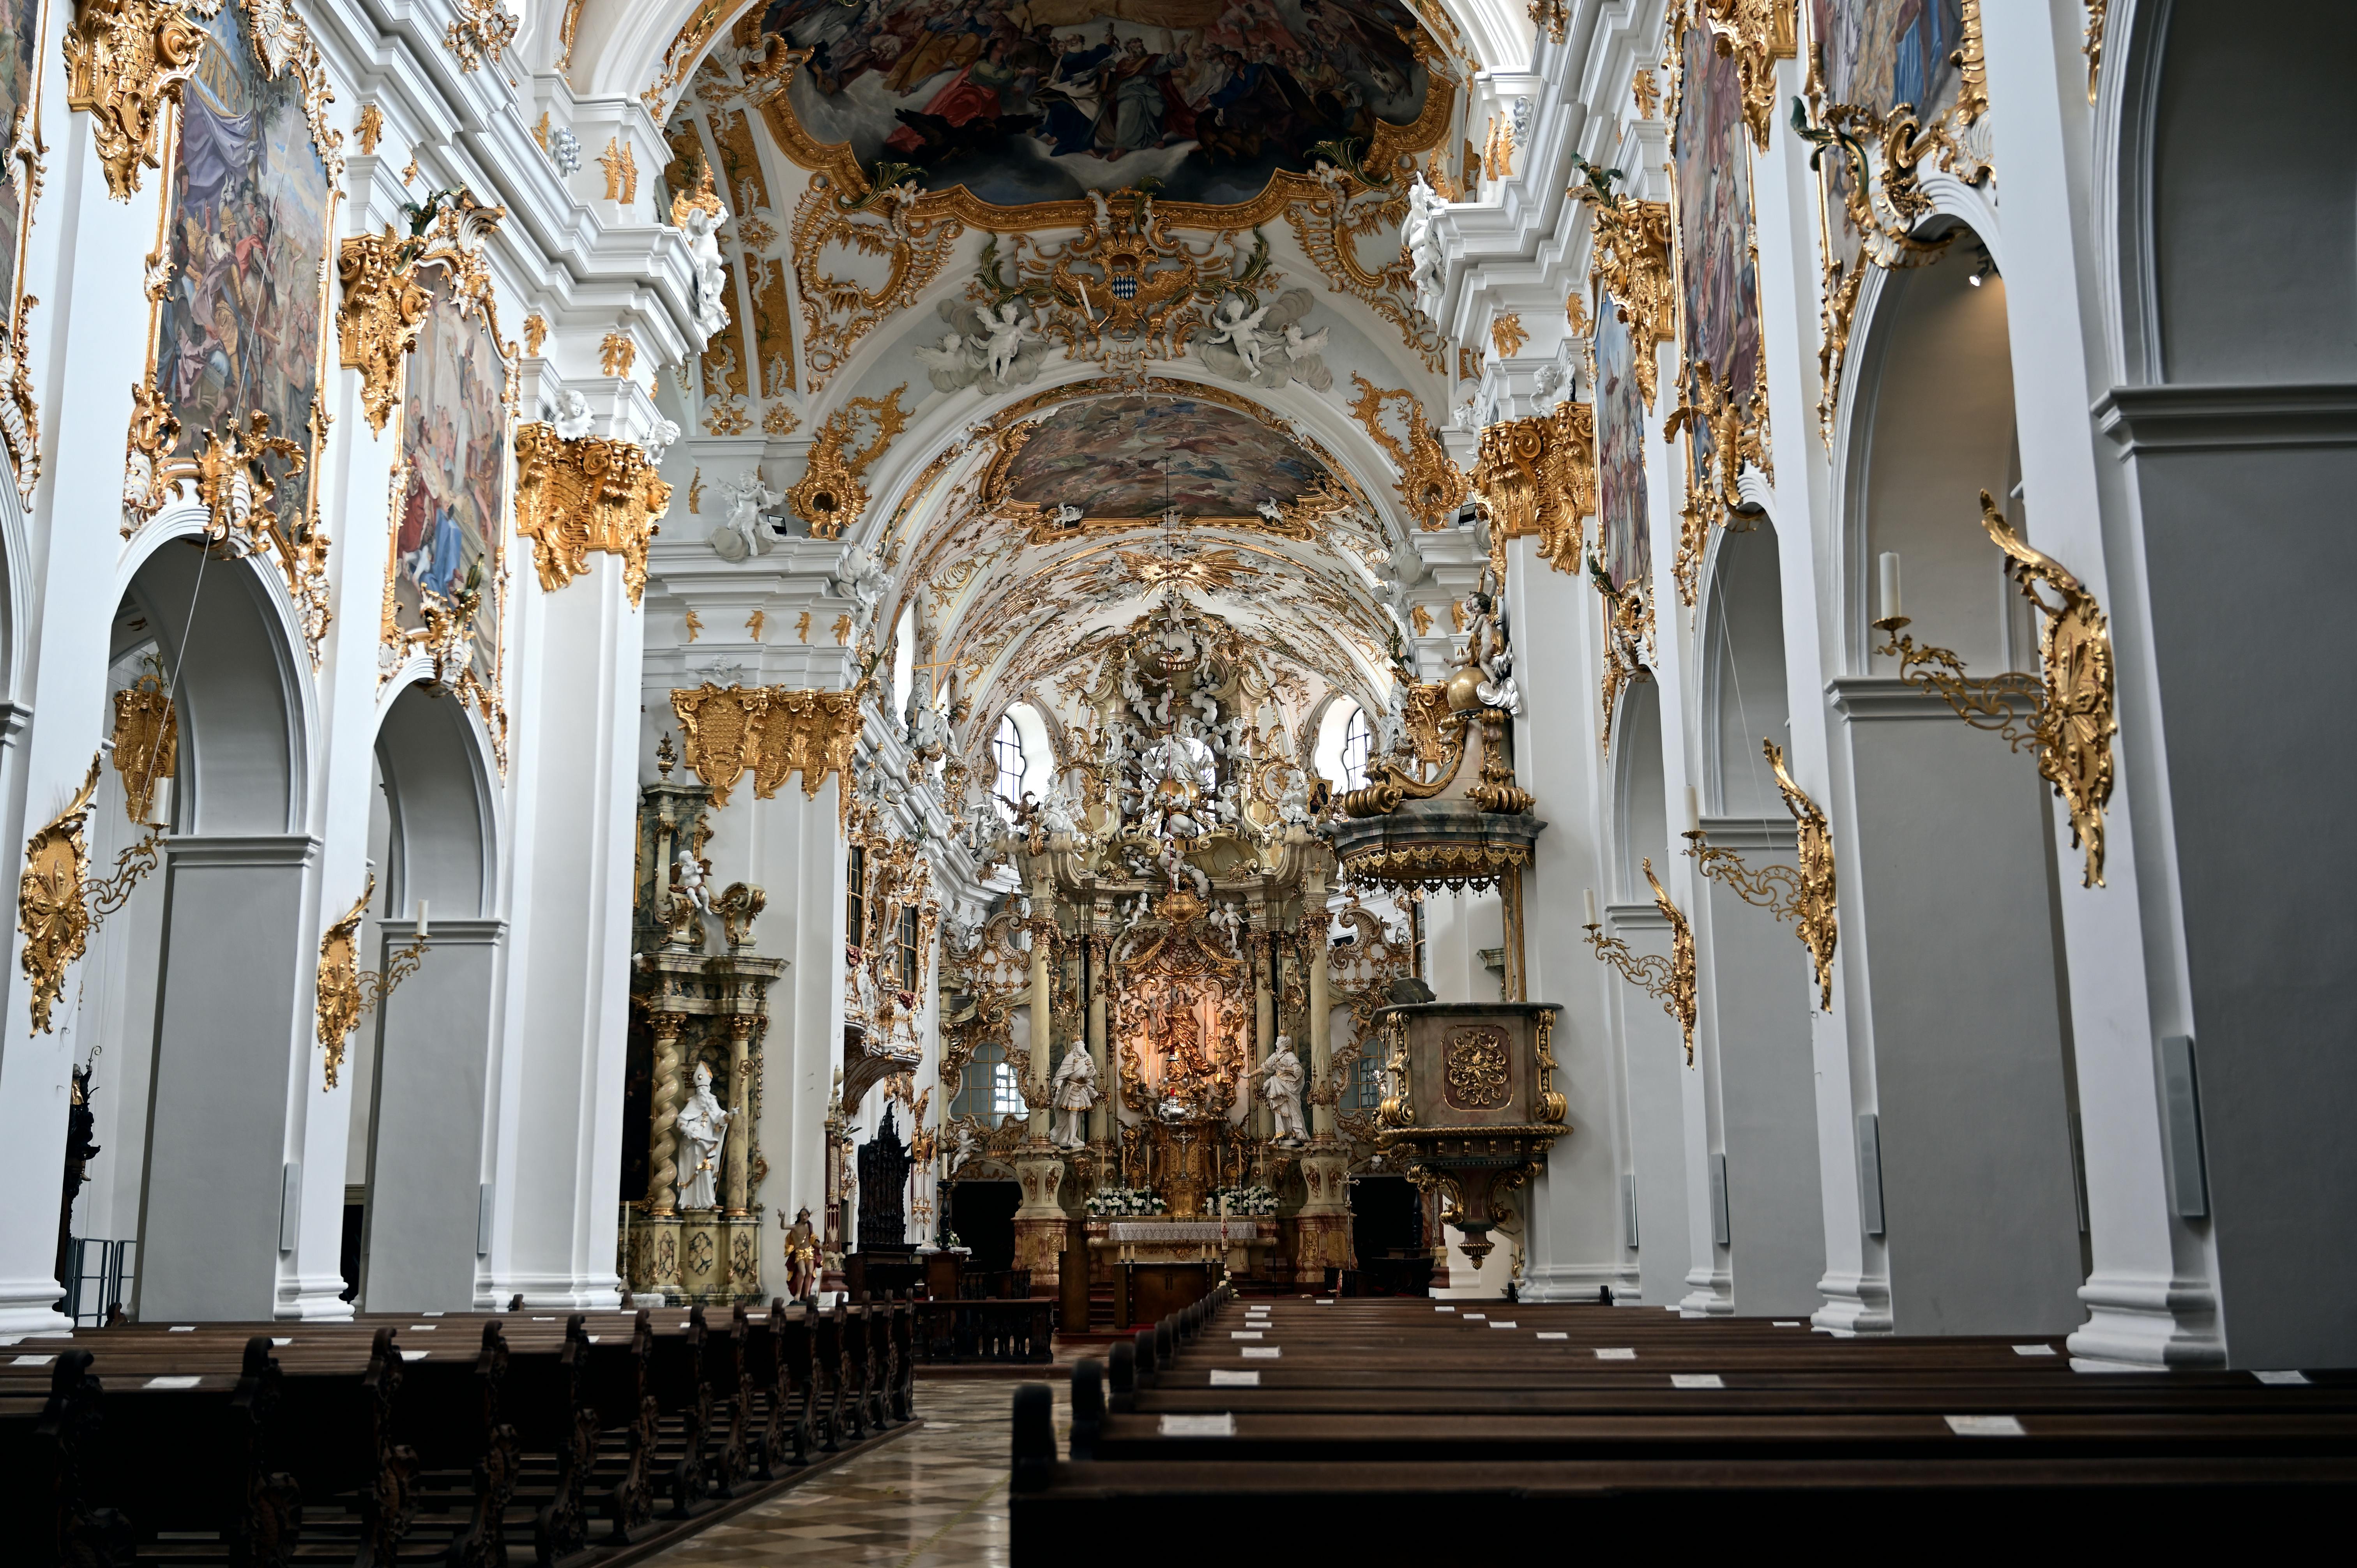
1247;1033;1309;1146
781;1205;820;1301
1049;1041;1100;1150
674;1061;731;1210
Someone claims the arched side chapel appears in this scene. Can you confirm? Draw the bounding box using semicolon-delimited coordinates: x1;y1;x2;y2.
0;0;2333;1396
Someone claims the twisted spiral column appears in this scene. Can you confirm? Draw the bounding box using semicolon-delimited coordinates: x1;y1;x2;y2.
648;1011;687;1215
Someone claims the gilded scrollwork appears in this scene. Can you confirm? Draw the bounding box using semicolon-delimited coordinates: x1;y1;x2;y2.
1285;164;1447;371
336;190;505;436
18;756;102;1035
787;386;908;539
1474;403;1595;574
1346;375;1466;530
1576;189;1675;410
790;171;963;396
1767;740;1838;1009
1694;0;1799;151
63;0;205;201
671;683;862;805
0;293;39;504
110;654;177;825
1582;857;1696;1064
512;422;672;606
1588;551;1654;754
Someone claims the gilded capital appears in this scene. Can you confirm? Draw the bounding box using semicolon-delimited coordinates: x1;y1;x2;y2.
336;230;434;436
1475;403;1595;574
513;421;670;606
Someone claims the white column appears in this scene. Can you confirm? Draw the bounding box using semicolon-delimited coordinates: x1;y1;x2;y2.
488;562;643;1307
1979;0;2225;1369
1508;537;1635;1304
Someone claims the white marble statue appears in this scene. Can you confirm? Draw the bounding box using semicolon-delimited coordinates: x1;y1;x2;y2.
554;388;595;440
674;848;716;918
643;414;681;467
1248;1033;1308;1146
1048;1043;1099;1150
682;193;734;341
1210;900;1244;957
710;470;782;562
948;1119;984;1175
837;544;890;628
1037;781;1083;841
674;1062;731;1210
1403;174;1447;318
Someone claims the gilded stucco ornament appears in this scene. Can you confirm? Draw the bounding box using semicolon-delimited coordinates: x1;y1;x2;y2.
1683;739;1839;1011
0;295;40;505
1587;552;1654;754
1694;0;1799;151
1347;376;1467;530
512;422;671;606
1573;183;1674;409
790;170;962;396
1793;2;1991;446
110;655;177;826
1474;402;1595;574
1582;857;1698;1065
1664;360;1770;606
336;190;506;436
787;387;907;539
1286;161;1447;371
671;683;860;805
315;873;432;1090
1873;494;2117;887
442;0;516;71
63;0;205;200
18;757;102;1035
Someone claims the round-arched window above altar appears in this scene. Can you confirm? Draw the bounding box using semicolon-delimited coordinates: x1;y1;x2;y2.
1315;697;1373;793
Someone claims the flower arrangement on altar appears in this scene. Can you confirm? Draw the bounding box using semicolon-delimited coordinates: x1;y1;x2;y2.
1209;1184;1279;1217
1086;1186;1168;1217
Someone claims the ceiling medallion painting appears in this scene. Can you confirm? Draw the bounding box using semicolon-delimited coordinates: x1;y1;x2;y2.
753;0;1439;214
1001;393;1330;520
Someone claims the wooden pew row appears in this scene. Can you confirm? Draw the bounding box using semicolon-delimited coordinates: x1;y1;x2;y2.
0;1293;920;1566
1006;1291;2357;1555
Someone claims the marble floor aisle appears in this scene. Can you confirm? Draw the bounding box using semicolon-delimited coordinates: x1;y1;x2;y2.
645;1379;1067;1568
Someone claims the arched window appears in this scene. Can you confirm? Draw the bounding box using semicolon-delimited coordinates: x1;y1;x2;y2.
1346;1052;1385;1112
951;1038;1024;1120
994;715;1026;806
1339;706;1372;791
1314;696;1373;793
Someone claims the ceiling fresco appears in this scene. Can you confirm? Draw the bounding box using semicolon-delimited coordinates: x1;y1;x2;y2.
759;0;1433;207
1001;393;1334;517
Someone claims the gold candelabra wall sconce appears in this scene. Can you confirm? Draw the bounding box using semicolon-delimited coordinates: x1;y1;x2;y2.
1680;741;1839;1011
316;876;436;1089
1582;859;1698;1064
1870;492;2117;887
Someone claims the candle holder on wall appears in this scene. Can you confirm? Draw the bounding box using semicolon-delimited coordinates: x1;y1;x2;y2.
1871;492;2117;886
315;876;435;1090
1582;858;1697;1064
1684;740;1839;1011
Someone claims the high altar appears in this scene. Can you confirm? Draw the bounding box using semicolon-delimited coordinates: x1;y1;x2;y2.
939;599;1379;1287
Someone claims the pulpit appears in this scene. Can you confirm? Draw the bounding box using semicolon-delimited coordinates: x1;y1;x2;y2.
1373;1001;1568;1267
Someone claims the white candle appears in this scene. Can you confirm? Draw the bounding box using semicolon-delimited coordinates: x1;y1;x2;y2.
1684;786;1701;837
1878;552;1902;622
414;899;429;939
146;777;173;828
1584;888;1598;927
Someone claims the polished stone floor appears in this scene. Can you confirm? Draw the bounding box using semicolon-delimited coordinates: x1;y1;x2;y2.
646;1379;1065;1568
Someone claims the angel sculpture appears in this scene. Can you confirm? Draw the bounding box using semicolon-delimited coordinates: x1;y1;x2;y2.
643;414;680;467
1210;900;1244;957
554;388;595;440
709;470;781;562
1205;294;1272;378
1403;174;1447;318
980;301;1036;383
675;182;733;341
1050;502;1085;529
836;543;890;627
922;297;1048;391
1255;498;1285;524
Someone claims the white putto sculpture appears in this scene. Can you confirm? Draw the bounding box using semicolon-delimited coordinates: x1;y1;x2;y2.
1049;1042;1100;1150
674;1061;731;1210
1248;1033;1308;1146
709;470;782;562
1402;173;1447;320
553;388;595;440
673;166;733;343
